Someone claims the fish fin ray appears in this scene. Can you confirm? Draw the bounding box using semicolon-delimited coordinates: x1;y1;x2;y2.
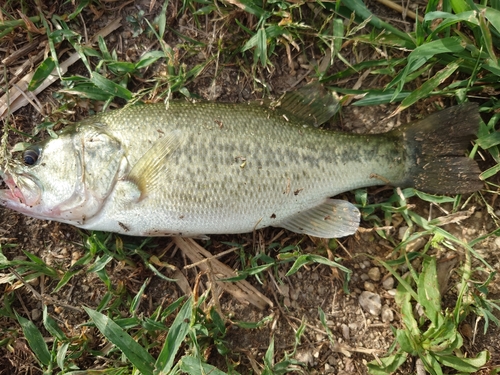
279;199;360;238
126;130;184;198
275;82;339;126
395;103;482;194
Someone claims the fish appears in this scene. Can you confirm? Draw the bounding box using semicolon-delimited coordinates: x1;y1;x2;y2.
0;84;482;238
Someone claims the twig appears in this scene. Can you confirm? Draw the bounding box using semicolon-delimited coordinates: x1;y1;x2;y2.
375;0;424;22
174;237;273;310
9;268;83;313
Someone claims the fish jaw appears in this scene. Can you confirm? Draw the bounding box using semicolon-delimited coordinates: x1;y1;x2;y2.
0;169;107;224
0;169;48;218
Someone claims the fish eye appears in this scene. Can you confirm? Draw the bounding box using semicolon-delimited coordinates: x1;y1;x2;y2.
23;147;41;166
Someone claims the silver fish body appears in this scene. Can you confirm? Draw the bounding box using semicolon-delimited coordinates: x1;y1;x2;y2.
0;87;482;238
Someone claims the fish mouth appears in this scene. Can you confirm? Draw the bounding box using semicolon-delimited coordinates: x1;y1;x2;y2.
0;169;42;209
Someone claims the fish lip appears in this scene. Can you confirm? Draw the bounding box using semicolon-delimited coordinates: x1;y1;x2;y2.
0;169;42;207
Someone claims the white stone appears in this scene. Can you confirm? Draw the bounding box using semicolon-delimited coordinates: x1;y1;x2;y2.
358;291;382;316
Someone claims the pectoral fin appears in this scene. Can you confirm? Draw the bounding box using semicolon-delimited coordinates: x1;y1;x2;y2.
126;130;184;199
279;199;360;238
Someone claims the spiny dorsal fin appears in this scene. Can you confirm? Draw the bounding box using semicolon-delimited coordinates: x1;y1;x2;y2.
275;82;339;127
126;130;184;199
278;199;360;238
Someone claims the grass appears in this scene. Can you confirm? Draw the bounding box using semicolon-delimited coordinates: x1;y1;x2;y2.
1;0;500;374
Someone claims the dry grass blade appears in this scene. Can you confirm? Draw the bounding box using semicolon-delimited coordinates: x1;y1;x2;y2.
375;0;424;22
0;17;122;120
1;37;44;66
173;237;273;310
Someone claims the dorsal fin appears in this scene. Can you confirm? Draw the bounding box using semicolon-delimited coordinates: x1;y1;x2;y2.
274;82;339;127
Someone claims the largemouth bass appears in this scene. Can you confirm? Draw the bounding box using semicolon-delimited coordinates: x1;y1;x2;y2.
0;85;482;238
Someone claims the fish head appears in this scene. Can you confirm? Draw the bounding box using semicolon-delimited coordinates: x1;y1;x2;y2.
0;124;124;226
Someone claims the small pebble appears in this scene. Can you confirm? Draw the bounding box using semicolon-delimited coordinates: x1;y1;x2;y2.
460;323;473;340
495;237;500;250
295;350;314;366
382;277;395;290
31;308;41;321
381;305;394;323
348;322;359;331
360;273;369;281
341;323;350;340
358;291;382;316
364;281;376;292
278;284;289;297
406;237;426;252
368;267;381;281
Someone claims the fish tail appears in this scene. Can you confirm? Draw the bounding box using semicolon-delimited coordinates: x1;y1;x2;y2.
396;103;483;194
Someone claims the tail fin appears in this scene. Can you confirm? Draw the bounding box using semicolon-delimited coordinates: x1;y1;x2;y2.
395;103;482;194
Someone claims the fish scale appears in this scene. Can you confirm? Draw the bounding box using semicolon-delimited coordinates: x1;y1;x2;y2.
0;84;482;238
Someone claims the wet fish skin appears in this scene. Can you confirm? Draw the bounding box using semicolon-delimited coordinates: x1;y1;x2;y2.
0;87;482;238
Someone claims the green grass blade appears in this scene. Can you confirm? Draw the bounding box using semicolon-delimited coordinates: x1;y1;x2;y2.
180;355;228;375
285;254;351;277
449;0;470;14
367;352;408;375
478;11;497;63
28;56;56;91
396;282;420;345
15;311;51;367
59;84;114;101
353;90;410;106
417;257;441;326
480;163;500;180
43;306;67;342
158;0;168;39
477;131;500;148
67;0;89;20
90;72;132;101
387;37;464;99
135;51;165;70
340;0;413;43
231;0;266;18
130;278;149;315
480;5;500;34
83;307;155;375
437;350;490;372
56;341;70;371
425;10;479;39
397;60;460;111
155;296;193;373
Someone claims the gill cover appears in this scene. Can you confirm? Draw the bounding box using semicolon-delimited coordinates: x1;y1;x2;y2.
55;125;124;223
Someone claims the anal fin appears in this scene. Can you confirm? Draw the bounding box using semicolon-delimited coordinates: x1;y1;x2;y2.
279;199;360;238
